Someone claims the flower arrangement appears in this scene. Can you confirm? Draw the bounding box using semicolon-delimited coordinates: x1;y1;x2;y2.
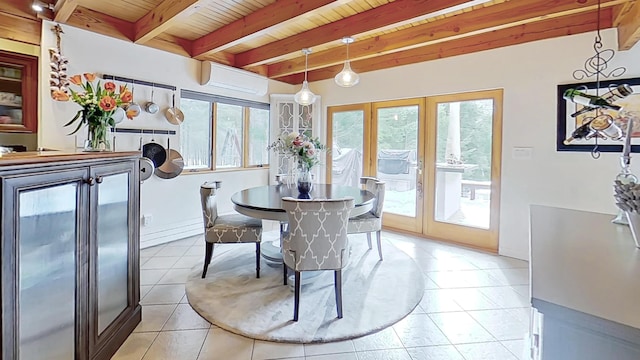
267;131;326;170
53;73;132;150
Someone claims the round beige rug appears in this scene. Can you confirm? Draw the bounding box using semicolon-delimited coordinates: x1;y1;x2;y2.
185;234;424;343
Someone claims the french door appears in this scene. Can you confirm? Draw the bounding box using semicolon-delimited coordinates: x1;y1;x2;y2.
327;90;502;251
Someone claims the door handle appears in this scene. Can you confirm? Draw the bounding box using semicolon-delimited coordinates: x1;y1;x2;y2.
95;176;103;184
85;177;95;186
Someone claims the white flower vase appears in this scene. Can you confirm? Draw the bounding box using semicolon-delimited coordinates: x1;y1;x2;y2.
624;211;640;248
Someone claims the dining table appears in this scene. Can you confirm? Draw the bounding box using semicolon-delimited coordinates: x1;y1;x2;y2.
231;184;375;266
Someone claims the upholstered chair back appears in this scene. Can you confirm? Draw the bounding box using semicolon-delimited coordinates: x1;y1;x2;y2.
200;183;220;229
281;197;355;271
360;177;385;218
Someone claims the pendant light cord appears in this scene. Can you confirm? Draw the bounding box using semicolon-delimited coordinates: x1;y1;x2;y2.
304;51;309;82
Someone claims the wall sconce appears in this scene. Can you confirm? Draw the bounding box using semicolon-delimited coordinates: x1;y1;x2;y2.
294;48;317;106
334;36;360;88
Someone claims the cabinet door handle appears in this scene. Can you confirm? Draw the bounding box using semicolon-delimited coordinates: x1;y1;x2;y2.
95;176;103;184
85;177;95;186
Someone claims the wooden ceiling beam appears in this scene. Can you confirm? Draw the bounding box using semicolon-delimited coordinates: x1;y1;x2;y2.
54;0;79;22
192;0;340;58
268;0;619;78
275;9;611;84
0;12;41;45
617;0;640;49
613;0;635;26
0;0;42;20
134;0;201;44
65;6;135;42
234;0;472;68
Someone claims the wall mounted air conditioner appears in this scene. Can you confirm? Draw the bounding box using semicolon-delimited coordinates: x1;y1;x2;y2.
200;61;269;96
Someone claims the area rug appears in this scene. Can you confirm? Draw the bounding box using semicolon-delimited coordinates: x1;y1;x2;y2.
185;234;424;343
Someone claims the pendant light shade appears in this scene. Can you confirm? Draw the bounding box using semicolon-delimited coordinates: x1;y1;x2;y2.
294;48;317;106
334;37;360;88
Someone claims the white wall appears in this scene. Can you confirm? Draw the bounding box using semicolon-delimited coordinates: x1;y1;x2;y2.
37;22;640;259
312;29;640;260
39;21;295;248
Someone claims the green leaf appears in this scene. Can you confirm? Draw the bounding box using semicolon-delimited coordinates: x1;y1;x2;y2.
63;110;82;127
67;118;85;135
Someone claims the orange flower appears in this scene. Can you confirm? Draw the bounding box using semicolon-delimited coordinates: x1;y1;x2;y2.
119;84;128;94
51;90;70;101
120;90;133;103
99;96;116;111
104;82;116;92
83;73;96;82
69;75;82;85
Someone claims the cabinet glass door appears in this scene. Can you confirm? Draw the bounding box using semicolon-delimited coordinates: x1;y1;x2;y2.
96;171;130;335
18;182;80;360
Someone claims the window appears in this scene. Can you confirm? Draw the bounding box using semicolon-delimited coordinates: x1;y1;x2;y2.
180;90;270;171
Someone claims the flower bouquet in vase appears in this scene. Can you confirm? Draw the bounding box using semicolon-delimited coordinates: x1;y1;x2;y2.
53;73;132;151
268;132;326;196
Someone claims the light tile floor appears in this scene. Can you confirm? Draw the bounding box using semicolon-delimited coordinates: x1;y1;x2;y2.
113;231;531;360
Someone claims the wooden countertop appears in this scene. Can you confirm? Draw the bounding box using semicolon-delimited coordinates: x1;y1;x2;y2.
0;150;140;166
530;205;640;330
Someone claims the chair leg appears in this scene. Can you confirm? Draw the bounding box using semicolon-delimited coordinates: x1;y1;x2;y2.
335;270;343;319
366;232;372;249
376;230;383;261
256;242;261;278
283;263;288;285
293;271;301;321
201;242;214;278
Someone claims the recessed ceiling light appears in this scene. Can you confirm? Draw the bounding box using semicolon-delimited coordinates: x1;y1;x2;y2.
31;2;44;12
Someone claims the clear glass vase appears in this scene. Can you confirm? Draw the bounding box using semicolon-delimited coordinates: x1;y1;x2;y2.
297;163;313;197
84;124;111;152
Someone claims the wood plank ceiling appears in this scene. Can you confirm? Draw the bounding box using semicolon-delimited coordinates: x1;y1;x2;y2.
2;0;640;85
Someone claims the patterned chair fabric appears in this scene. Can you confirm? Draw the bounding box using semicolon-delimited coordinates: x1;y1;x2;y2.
347;177;386;260
281;196;355;321
200;182;262;279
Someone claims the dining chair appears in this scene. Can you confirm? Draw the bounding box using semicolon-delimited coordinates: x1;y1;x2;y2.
347;177;386;260
281;196;355;321
200;181;262;279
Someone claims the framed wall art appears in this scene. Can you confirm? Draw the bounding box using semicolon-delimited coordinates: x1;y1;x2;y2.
557;76;640;152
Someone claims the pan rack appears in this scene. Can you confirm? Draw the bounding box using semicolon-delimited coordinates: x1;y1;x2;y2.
109;127;176;135
102;74;176;91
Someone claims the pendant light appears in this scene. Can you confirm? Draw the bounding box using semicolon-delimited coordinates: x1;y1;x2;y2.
294;48;317;106
334;36;360;88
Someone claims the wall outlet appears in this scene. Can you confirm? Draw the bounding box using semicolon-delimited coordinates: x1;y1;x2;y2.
142;214;153;226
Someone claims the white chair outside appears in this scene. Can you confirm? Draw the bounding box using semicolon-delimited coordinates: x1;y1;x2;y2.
200;181;262;279
347;177;386;260
281;196;355;321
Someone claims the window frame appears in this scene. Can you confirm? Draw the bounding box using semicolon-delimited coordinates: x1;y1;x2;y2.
180;90;270;172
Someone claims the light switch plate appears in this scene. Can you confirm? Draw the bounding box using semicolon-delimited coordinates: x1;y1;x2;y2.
512;147;533;159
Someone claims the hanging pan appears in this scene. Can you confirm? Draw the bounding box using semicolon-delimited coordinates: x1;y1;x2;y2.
155;137;184;179
142;132;167;168
165;90;184;125
138;137;155;182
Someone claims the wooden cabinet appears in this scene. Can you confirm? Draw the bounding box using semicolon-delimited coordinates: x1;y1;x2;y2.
0;51;38;133
0;153;141;360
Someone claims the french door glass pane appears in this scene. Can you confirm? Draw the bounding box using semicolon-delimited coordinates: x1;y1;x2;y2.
434;100;493;229
376;106;418;217
331;110;364;186
248;108;269;166
180;98;212;169
216;103;243;168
